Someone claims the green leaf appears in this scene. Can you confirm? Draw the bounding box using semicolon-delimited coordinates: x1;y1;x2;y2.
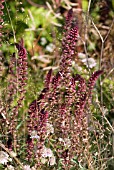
82;0;88;11
16;120;23;130
15;21;28;35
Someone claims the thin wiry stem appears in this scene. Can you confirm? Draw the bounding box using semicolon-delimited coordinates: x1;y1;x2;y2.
27;0;47;8
83;0;92;74
101;18;113;104
101;68;114;84
96;101;114;132
0;142;24;169
90;16;114;104
90;18;104;78
91;19;104;43
104;17;114;42
99;42;104;104
4;1;16;43
87;0;92;13
79;35;91;74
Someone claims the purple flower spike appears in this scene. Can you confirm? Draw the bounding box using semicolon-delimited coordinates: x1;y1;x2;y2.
15;39;28;107
0;0;4;47
27;9;104;166
15;38;26;57
88;70;103;89
87;70;103;100
65;8;73;30
60;9;78;73
45;69;52;88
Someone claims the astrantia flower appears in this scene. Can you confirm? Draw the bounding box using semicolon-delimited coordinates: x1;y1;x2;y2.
0;151;9;164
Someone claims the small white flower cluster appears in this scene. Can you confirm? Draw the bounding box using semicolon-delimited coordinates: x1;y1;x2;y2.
59;138;71;148
29;123;55;166
46;123;54;136
23;165;36;170
0;151;11;165
6;165;14;170
46;43;55;53
40;37;55;53
30;123;54;139
30;130;40;139
78;52;97;68
41;146;56;166
40;37;47;46
72;61;82;71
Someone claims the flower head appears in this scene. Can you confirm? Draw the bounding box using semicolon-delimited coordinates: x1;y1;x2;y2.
7;165;15;170
0;151;9;164
41;146;53;158
23;165;31;170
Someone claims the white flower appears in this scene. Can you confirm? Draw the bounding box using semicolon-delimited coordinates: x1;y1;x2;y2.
78;52;86;59
59;138;71;147
72;61;82;71
78;53;96;68
23;165;31;170
0;151;9;164
30;130;39;139
46;123;54;136
46;43;55;52
49;155;56;165
58;138;64;142
41;146;53;158
10;151;16;157
81;58;96;68
41;37;47;45
41;146;56;165
7;165;15;170
64;138;71;147
41;157;47;164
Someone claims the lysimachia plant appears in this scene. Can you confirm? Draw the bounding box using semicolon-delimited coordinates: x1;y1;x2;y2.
27;9;103;169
